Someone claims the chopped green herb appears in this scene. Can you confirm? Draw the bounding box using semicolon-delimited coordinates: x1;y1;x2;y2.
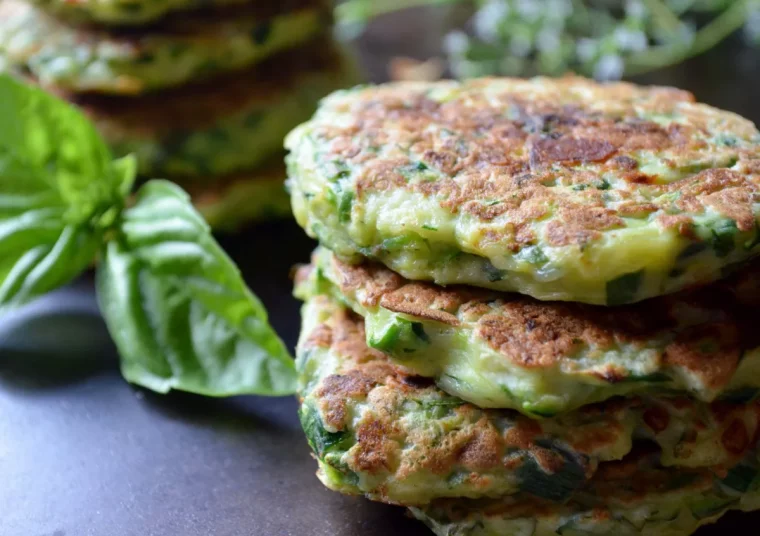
422;224;438;231
710;219;738;258
422;398;464;419
616;372;671;384
482;261;506;283
445;471;469;487
523;405;560;418
369;317;430;354
595;178;611;190
378;234;416;252
516;440;587;502
399;161;429;180
716;134;739;147
327;160;351;181
722;463;760;493
299;404;351;458
411;322;430;343
606;269;644;306
323;459;360;487
338;190;354;223
679;161;715;175
517;246;549;266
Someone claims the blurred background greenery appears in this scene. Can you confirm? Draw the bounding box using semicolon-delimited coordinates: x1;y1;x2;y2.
335;0;760;80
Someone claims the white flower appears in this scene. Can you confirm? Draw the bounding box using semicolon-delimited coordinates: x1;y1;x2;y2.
474;0;510;42
614;27;648;51
576;38;598;62
443;30;470;56
594;54;625;80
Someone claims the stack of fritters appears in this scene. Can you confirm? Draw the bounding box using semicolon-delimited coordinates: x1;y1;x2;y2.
0;0;356;229
285;76;760;535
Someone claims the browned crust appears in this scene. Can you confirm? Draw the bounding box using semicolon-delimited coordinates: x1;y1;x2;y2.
301;297;632;479
308;77;760;247
302;296;760;505
426;449;717;522
311;252;760;391
663;323;741;390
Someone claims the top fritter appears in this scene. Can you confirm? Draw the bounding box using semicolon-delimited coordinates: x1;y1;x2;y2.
286;77;760;305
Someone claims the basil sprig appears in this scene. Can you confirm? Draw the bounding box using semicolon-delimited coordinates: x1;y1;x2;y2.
0;75;296;396
0;75;132;311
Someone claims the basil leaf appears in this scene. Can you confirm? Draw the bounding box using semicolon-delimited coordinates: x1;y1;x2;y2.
0;75;134;224
0;75;135;310
96;180;296;396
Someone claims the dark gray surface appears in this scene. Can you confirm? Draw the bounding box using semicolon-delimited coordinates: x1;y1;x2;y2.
0;223;424;536
2;9;760;536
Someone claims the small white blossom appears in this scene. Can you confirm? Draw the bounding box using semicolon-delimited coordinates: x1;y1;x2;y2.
516;0;543;22
443;30;470;56
474;0;510;42
614;27;648;51
576;38;598;62
594;54;625;80
537;27;562;52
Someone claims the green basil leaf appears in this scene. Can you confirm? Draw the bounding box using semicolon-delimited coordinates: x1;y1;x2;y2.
96;180;296;396
0;75;134;224
0;75;135;310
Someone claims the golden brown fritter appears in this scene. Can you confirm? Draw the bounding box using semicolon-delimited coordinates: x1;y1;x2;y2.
297;247;760;415
0;0;329;94
286;76;760;304
296;295;760;506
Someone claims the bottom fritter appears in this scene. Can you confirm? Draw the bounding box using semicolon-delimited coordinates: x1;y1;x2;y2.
295;295;760;506
411;449;760;536
180;159;292;230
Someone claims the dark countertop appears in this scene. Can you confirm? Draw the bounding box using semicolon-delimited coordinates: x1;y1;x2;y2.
2;9;759;536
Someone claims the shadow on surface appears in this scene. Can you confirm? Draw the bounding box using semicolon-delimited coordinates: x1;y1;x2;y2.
138;388;301;437
0;288;117;392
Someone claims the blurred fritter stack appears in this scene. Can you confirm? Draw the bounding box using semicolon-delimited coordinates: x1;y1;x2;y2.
0;0;357;229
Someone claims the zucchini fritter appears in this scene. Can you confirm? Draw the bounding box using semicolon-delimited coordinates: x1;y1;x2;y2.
0;0;328;94
296;295;760;506
296;247;760;416
68;44;358;179
286;77;760;305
